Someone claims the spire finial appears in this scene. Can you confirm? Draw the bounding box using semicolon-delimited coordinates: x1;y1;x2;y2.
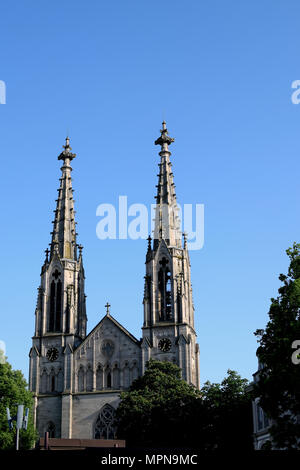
154;121;174;148
105;302;111;316
58;136;76;161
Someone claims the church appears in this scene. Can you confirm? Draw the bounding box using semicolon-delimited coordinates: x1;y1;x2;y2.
28;122;200;440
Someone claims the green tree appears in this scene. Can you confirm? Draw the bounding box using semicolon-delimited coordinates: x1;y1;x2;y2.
200;370;253;450
115;359;201;447
0;352;37;449
254;242;300;449
115;360;252;449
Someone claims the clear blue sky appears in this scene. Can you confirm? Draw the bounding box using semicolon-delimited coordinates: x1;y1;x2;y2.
1;0;300;386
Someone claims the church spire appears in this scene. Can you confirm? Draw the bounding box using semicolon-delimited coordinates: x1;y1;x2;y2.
32;136;87;341
50;137;78;261
153;121;181;249
142;121;200;388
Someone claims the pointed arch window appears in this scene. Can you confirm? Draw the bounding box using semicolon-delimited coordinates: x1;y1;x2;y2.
106;371;112;389
48;270;62;332
123;363;130;388
65;286;71;334
77;285;81;335
158;257;173;321
132;362;139;383
55;279;62;331
86;365;93;392
41;369;47;394
94;404;116;439
177;282;182;323
78;366;85;392
96;365;103;390
50;369;56;392
113;365;120;389
57;369;63;392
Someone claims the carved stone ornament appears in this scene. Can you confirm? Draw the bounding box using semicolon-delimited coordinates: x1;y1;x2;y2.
101;340;114;358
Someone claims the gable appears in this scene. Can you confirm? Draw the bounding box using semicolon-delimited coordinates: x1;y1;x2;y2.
154;239;171;262
74;314;141;370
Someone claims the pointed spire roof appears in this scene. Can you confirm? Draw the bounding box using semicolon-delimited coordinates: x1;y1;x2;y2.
153;121;182;249
49;137;79;261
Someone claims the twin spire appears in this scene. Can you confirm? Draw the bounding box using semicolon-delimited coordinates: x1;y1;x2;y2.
47;121;183;263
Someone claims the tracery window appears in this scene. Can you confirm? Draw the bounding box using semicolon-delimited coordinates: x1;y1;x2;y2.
158;257;172;321
48;269;62;332
94;404;116;439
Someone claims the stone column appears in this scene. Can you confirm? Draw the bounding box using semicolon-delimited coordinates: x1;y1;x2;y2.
32;395;38;429
61;393;73;438
92;337;96;391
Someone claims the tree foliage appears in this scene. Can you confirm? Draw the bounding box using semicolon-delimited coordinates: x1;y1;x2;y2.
254;242;300;449
0;353;37;449
115;360;252;449
116;359;201;447
200;370;252;450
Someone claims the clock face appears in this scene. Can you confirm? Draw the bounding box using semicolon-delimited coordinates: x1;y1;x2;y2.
158;337;172;352
46;347;59;362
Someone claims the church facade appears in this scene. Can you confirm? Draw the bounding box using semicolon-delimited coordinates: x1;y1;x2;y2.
29;122;200;439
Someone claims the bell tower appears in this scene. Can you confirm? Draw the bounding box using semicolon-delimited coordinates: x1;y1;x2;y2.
29;137;87;436
142;122;200;388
